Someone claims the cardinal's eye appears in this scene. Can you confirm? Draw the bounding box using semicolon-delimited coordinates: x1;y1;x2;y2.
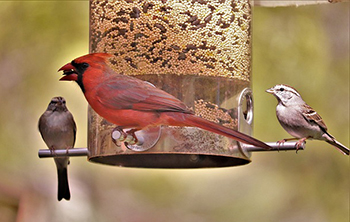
81;62;89;69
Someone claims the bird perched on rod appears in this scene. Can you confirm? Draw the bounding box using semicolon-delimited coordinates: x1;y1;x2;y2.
38;96;76;201
58;53;271;149
266;84;349;155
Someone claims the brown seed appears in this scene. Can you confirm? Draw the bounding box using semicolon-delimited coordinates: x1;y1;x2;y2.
204;14;212;23
154;23;167;33
130;7;141;18
178;53;186;60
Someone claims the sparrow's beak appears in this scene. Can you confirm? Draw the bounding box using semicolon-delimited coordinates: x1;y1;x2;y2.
57;97;64;106
265;88;274;94
58;63;78;81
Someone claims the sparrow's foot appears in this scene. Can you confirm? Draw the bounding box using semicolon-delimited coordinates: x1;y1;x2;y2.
276;139;286;147
65;146;72;164
276;138;300;152
276;139;288;152
276;139;286;145
49;147;58;157
295;138;307;153
65;146;72;155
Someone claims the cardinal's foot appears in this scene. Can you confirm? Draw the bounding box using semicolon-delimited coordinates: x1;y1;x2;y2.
111;127;128;145
124;129;139;145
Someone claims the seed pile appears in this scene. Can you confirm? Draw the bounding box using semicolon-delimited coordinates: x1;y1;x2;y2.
90;0;251;80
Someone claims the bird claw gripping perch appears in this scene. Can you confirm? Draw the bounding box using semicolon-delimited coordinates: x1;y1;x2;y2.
276;138;307;153
111;127;141;145
295;138;307;153
111;126;162;152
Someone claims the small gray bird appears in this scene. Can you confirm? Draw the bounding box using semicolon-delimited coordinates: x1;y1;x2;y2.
38;96;76;200
266;84;349;155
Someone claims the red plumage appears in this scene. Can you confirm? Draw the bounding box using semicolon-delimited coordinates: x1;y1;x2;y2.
59;53;271;149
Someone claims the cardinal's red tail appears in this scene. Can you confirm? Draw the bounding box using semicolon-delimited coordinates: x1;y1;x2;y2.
181;114;271;150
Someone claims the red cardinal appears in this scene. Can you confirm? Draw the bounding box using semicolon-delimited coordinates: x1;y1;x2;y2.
59;53;271;149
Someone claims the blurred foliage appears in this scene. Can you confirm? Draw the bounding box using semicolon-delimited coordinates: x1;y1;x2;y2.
0;1;348;222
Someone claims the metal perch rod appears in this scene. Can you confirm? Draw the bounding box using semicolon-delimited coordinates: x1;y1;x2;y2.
38;148;89;158
38;142;304;158
243;141;305;152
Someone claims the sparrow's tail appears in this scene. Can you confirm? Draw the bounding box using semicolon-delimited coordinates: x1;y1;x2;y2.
57;167;71;201
326;139;349;155
178;114;271;150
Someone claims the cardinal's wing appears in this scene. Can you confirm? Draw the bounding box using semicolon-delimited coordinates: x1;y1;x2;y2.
96;75;192;114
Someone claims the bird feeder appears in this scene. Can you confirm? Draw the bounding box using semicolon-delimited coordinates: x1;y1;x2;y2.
86;0;254;168
85;0;300;168
39;0;321;167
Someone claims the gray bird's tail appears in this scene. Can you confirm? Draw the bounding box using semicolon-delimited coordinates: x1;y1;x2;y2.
57;167;70;201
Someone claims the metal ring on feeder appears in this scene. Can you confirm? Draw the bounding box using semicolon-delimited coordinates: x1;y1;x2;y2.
237;88;254;157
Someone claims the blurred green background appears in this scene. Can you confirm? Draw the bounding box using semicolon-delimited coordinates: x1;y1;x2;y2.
0;1;348;222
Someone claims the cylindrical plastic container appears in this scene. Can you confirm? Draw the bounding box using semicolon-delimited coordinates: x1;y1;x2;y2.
88;0;253;168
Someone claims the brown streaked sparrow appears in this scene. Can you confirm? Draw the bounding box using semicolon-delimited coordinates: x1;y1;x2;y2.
38;97;76;200
266;84;349;155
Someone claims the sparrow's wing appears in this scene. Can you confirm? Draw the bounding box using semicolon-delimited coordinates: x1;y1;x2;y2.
67;111;77;146
38;114;47;140
302;104;328;131
96;75;192;114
